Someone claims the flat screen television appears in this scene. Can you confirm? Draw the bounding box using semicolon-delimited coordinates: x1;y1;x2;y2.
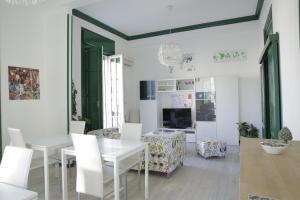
163;108;192;129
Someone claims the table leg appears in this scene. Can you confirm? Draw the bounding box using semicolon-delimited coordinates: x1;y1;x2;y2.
62;150;68;200
145;145;149;199
114;159;120;200
43;148;49;200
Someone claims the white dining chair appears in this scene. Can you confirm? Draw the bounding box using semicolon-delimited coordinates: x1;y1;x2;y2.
70;120;86;134
53;120;86;177
120;123;143;141
71;133;127;199
115;123;143;189
0;146;33;188
8;128;26;148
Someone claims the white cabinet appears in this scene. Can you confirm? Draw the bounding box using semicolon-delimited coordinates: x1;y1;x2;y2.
196;122;217;141
140;100;158;133
215;77;239;145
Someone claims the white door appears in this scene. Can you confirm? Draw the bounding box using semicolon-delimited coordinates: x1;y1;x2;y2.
102;55;124;129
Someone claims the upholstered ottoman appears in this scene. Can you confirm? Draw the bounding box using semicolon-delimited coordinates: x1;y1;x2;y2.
196;139;227;158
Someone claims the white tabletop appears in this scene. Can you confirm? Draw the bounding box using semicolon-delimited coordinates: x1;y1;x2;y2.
63;138;147;160
25;134;72;149
0;183;37;200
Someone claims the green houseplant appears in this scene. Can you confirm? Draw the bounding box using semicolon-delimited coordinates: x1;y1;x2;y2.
237;122;259;138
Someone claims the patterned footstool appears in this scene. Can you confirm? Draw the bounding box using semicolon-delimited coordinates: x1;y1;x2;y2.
196;139;227;159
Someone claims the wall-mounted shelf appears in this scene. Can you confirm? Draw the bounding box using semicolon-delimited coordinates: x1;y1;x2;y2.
157;78;195;92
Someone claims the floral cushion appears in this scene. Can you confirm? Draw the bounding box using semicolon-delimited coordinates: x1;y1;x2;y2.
196;139;227;158
141;131;186;175
87;128;121;139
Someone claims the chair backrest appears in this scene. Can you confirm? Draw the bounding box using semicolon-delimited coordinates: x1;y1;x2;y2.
0;146;33;188
70;121;86;134
8;128;26;148
71;133;104;198
120;123;142;141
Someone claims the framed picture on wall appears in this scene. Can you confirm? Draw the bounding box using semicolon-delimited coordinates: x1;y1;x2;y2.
8;66;40;100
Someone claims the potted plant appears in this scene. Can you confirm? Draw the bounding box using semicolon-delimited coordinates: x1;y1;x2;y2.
237;122;259;138
71;81;91;133
278;127;293;143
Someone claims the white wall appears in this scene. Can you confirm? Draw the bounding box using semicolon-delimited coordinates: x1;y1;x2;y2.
259;0;300;140
239;77;262;136
127;21;262;136
0;4;48;148
216;76;239;145
43;8;69;136
0;2;70;152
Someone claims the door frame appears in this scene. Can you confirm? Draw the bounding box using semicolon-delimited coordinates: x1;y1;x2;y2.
259;33;282;138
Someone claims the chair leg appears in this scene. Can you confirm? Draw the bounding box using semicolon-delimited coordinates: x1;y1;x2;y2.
67;160;72;177
138;162;141;191
54;162;59;178
59;165;62;192
124;174;128;200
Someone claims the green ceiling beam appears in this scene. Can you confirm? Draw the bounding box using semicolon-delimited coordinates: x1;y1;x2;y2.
72;0;265;41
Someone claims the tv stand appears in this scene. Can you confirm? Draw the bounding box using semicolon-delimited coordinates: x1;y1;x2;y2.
157;128;196;143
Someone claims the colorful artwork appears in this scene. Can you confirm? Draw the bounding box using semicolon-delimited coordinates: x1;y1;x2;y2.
8;66;40;100
213;49;247;63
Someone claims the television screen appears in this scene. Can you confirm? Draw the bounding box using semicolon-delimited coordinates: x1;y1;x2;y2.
163;108;192;129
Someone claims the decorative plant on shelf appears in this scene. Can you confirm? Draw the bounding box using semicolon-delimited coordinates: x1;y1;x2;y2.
278;126;293;143
71;81;91;130
71;81;78;120
237;122;259;138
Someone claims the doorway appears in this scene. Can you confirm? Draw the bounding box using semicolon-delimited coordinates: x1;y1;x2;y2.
81;28;115;131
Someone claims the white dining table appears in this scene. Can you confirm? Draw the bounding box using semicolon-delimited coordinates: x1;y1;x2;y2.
0;182;38;200
61;138;149;200
25;134;72;200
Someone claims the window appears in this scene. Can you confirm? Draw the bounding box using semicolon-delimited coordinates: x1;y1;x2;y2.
102;55;124;129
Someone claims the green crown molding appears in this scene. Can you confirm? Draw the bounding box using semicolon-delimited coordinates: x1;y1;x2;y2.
74;0;264;41
129;15;258;40
256;0;265;19
72;9;129;40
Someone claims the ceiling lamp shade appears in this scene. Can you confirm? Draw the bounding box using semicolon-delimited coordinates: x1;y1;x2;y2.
5;0;45;5
158;42;182;73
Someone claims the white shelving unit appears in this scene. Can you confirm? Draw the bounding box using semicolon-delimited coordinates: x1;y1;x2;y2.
157;128;196;142
157;79;176;92
157;78;195;92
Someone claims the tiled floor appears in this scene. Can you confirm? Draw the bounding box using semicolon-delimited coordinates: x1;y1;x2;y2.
28;143;240;200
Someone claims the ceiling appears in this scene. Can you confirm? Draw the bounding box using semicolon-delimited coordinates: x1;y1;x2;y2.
77;0;259;36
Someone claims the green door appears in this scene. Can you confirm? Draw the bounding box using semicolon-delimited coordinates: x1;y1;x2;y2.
260;33;281;139
82;47;103;131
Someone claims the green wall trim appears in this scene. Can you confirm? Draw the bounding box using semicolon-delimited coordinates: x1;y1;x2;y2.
72;9;129;40
73;0;264;40
129;15;258;40
256;0;265;19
